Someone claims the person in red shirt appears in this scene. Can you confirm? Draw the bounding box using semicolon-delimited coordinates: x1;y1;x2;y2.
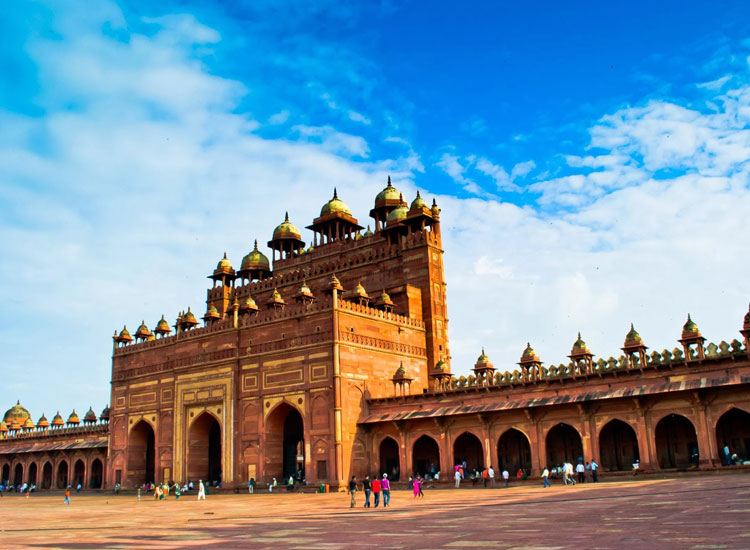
63;489;71;505
372;477;381;508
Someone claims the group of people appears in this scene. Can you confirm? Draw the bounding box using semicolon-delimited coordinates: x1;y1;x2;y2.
540;460;599;487
347;473;391;508
451;463;528;489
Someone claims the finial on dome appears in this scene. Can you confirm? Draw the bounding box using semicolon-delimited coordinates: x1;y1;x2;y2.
333;187;338;199
387;175;391;186
284;211;289;222
253;239;258;250
416;190;421;198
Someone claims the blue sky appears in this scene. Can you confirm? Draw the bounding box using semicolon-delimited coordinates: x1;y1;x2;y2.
2;0;750;417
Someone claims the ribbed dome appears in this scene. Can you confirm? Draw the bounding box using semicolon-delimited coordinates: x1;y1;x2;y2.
352;282;368;298
476;348;490;365
375;289;393;306
135;320;150;339
363;225;373;237
3;401;31;424
0;420;7;433
67;410;80;424
241;296;258;310
23;418;35;430
118;326;133;342
51;411;64;426
37;413;49;428
182;308;198;325
273;212;302;240
624;323;643;345
100;405;110;421
84;407;97;423
375;176;401;204
241;240;270;271
320;188;352;216
204;305;220;319
682;314;700;337
155;315;171;334
434;359;449;372
298;281;313;298
410;191;428;210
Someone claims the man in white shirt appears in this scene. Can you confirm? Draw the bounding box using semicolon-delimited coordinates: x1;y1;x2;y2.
576;461;585;483
591;460;599;482
488;466;495;488
502;469;509;488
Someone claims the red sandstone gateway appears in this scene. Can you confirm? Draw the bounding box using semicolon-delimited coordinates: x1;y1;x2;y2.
2;181;750;491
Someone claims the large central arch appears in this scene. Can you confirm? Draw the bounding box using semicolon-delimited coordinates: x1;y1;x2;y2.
497;428;532;473
265;403;305;482
127;420;155;487
599;419;639;471
412;435;440;477
546;423;583;467
187;412;222;484
453;431;484;473
655;414;698;469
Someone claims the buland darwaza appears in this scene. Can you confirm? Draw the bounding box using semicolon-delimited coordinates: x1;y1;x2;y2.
2;178;750;491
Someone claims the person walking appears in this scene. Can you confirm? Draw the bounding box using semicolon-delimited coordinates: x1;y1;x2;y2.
363;475;371;508
724;445;732;466
63;488;71;505
348;476;358;508
413;476;421;498
502;469;509;488
248;478;255;494
381;474;391;508
197;479;206;500
482;468;489;488
576;461;585;483
591;460;599;483
137;487;141;501
488;465;495;488
542;467;551;488
417;476;424;498
454;468;461;488
372;476;381;508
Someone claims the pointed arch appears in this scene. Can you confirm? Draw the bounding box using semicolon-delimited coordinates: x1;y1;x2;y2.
497;428;532;473
378;436;400;480
453;431;484;473
412;434;440;477
598;419;639;471
655;413;698;469
545;423;583;466
187;412;222;484
715;407;750;465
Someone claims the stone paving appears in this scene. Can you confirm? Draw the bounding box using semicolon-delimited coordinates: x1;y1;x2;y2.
2;473;750;549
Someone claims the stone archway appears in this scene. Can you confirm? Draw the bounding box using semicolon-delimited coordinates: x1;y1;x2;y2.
546;423;583;467
378;437;400;480
497;428;532;473
73;459;86;488
42;462;53;489
90;458;104;489
1;463;9;484
599;419;640;471
412;435;440;477
127;420;155;487
56;461;68;489
716;408;750;464
27;462;38;486
265;403;305;483
453;432;484;473
187;412;222;485
13;463;23;487
655;414;698;469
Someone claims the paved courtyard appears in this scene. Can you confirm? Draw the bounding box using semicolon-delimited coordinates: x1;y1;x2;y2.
2;473;749;549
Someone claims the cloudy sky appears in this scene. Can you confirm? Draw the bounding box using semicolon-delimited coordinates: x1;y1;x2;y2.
2;0;750;418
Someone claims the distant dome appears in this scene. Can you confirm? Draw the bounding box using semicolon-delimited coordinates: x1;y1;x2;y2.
273;212;302;241
624;323;643;347
118;325;133;342
155;315;171;335
3;401;31;425
216;252;233;271
320;188;352;217
37;413;49;428
84;407;97;423
100;405;110;422
570;333;591;356
682;314;701;337
67;410;80;425
434;359;449;372
520;343;540;363
386;197;408;223
182;308;199;326
51;411;64;427
410;191;428;211
135;320;150;339
241;240;270;271
375;176;402;205
23;418;35;430
363;225;374;237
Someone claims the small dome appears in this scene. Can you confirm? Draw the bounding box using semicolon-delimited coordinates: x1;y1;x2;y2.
624;323;643;346
9;420;21;431
0;420;7;433
266;288;285;306
375;176;402;204
182;308;199;326
100;405;110;421
135;320;150;339
363;225;373;237
241;296;259;311
520;343;540;363
118;325;133;342
570;332;591;356
273;212;302;241
352;282;369;298
84;407;97;423
155;315;171;335
67;410;80;425
434;358;449;372
204;305;220;319
306;245;315;253
410;191;428;211
216;252;233;271
476;348;490;365
375;289;393;307
37;413;49;428
394;364;407;376
320;188;352;217
241;240;271;271
23;418;35;430
3;400;31;424
51;411;64;426
683;314;700;335
298;281;313;298
386;194;408;223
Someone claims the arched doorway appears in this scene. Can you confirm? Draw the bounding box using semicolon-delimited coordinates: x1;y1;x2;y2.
546;423;583;467
599;420;640;471
56;461;68;489
453;432;484;473
42;462;53;489
1;463;9;484
127;420;155;487
265;403;305;482
497;428;532;473
412;435;440;477
13;463;23;487
28;462;38;486
379;437;400;480
90;458;103;489
187;412;222;484
655;414;698;469
73;459;85;488
716;408;750;464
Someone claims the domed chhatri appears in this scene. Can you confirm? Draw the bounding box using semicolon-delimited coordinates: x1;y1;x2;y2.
117;325;133;344
273;212;302;241
83;407;97;424
320;188;353;217
374;289;394;312
23;417;35;431
0;420;7;433
679;314;706;360
100;405;111;422
570;332;591;356
682;314;701;338
51;411;64;427
37;413;49;429
346;281;370;306
216;252;233;273
154;315;171;337
266;288;286;311
269;213;305;260
240;295;259;315
239;240;271;282
203;304;221;323
370;176;409;231
3;400;31;425
325;273;344;295
135;320;151;341
182;308;199;326
67;410;80;426
363;225;374;237
386;194;409;224
520;342;541;364
374;176;402;205
409;190;428;212
624;323;643;345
